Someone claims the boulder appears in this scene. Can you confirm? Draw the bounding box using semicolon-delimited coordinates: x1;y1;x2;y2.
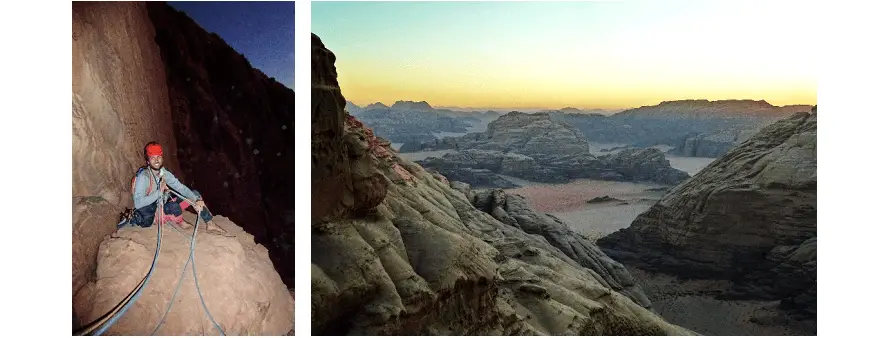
73;214;294;335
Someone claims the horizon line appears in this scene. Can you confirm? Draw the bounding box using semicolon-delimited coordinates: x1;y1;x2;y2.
348;98;817;112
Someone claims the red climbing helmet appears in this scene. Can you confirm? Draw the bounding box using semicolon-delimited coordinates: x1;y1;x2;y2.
144;142;163;158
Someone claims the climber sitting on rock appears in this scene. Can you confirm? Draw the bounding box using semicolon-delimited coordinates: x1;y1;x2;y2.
122;141;227;234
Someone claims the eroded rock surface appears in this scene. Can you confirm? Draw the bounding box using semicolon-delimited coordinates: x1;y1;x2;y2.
72;0;181;297
311;33;694;336
599;111;817;320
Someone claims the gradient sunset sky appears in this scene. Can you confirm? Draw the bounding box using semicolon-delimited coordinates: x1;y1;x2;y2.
312;0;817;110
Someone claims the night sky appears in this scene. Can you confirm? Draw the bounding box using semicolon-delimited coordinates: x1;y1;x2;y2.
169;1;294;89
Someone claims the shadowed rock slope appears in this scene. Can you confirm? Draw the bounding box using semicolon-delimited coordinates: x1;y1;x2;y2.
599;110;817;320
146;2;295;287
311;33;694;336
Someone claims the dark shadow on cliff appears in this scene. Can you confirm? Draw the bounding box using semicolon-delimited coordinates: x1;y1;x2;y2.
146;2;295;288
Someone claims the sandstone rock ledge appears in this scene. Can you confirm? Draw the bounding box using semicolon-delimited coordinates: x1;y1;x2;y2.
74;213;295;335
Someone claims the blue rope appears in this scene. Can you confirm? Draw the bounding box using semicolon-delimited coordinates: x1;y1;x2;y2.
191;223;225;336
150;223;192;335
87;188;225;336
92;197;166;335
162;190;225;335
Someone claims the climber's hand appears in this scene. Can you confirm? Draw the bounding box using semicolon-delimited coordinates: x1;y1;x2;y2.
195;199;207;212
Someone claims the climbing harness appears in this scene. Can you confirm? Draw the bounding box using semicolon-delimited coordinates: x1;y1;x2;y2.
75;185;225;335
117;168;162;228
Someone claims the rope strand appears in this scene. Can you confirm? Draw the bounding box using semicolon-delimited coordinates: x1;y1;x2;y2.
88;195;166;335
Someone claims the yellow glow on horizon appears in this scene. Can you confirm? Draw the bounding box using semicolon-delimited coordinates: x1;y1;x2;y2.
320;1;817;110
337;56;816;109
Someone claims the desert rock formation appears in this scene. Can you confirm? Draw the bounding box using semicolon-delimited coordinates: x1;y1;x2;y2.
414;120;689;188
311;33;694;336
551;99;813;158
599;111;817;320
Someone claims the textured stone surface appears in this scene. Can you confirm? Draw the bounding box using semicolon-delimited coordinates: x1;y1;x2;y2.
670;129;743;158
71;196;120;296
599;111;816;319
469;189;652;308
74;214;294;335
599;148;690;185
72;0;181;298
311;35;352;226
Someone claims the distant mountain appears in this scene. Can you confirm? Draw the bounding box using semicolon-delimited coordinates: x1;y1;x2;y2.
343;100;504;144
392;100;433;111
614;99;811;119
545;107;624;115
366;102;388;109
551;99;814;157
346;99;813;158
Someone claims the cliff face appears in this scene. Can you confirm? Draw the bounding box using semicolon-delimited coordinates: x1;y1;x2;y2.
311;33;694;336
599;148;691;185
73;1;295;303
310;33;352;225
72;1;181;296
669;129;746;158
146;2;295;287
599;111;816;318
